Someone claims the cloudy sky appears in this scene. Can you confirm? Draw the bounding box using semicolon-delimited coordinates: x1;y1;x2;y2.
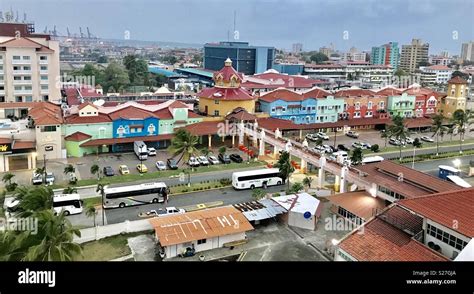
3;0;473;54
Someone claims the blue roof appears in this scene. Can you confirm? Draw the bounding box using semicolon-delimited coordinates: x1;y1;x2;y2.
175;68;214;78
148;66;184;78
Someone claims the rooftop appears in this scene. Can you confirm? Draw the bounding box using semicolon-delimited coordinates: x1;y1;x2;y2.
328;191;386;221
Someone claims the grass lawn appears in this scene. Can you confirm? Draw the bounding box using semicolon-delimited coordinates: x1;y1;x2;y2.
53;161;265;189
82;197;102;208
75;231;152;261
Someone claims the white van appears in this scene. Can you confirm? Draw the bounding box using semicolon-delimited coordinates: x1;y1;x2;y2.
330;151;349;164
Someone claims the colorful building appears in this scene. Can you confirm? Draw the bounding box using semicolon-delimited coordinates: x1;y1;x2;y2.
335;89;388;120
387;92;416;118
370;42;399;70
198;58;256;117
440;76;468;118
403;86;441;117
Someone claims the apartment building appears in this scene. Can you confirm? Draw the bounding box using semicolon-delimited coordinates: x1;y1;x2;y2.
400;39;429;73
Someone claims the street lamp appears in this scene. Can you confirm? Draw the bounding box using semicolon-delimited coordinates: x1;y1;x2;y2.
43;153;47;185
453;159;461;170
139;144;145;176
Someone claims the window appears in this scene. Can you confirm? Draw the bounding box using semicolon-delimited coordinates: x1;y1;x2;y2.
41;85;48;90
355;102;361;110
378;186;405;200
43;95;49;101
14;76;21;81
368;102;373;109
426;224;468;251
337;207;363;226
13;56;20;60
24;76;31;81
13;66;20;71
23;56;30;60
214;110;219;116
40;126;57;132
197;239;207;245
25;96;32;102
40;76;48;80
271;107;276;113
23;66;31;71
338;251;354;261
214;100;219;104
0;96;4;102
40;66;47;71
40;56;48;60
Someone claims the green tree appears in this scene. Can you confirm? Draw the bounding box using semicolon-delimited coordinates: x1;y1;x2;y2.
394;68;408;78
451;71;470;81
63;164;75;175
310;52;329;64
289;182;304;194
200;148;210;157
167;129;199;164
380;130;389;148
123;55;148;85
2;173;17;192
431;114;447;156
85;203;97;228
370;144;380;153
302;176;313;189
218;146;227;155
350;148;363;165
13;186;54;217
97;55;108;63
90;164;100;180
63;186;78;194
251;188;266;200
72;63;104;86
274;151;295;191
451;109;473;154
387;115;409;160
103;61;130;93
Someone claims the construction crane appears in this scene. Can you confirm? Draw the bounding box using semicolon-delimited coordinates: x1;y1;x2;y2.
79;27;84;38
52;25;57;37
87;27;92;39
43;26;48;34
66;27;71;38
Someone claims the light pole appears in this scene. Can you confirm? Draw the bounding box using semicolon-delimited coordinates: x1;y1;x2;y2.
43;154;47;185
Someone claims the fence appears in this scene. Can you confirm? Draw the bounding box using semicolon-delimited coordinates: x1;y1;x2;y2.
74;219;153;244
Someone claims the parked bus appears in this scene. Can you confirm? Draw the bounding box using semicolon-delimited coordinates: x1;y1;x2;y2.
53;194;83;216
103;182;168;209
232;168;283;190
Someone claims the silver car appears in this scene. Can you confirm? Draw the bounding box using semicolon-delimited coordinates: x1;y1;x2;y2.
208;155;219;165
155;161;166;171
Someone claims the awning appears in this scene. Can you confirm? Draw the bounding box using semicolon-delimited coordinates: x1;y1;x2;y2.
80;134;174;147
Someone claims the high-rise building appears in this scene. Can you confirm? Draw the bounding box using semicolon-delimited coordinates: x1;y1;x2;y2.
203;41;275;75
319;46;333;58
461;41;474;61
400;39;429;73
370;42;399;70
292;43;303;54
0;22;60;105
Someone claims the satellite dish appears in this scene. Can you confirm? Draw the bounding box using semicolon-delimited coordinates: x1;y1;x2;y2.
93;99;105;107
303;211;312;219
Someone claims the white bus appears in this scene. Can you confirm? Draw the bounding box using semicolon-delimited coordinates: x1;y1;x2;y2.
103;182;168;209
232;168;283;190
53;194;83;216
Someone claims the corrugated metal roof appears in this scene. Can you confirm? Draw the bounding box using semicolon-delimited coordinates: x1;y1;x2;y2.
233;199;287;222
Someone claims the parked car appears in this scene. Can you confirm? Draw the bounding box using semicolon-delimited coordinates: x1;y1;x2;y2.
337;144;350;152
305;134;317;141
208;155;219;165
346;131;360;138
155;161;166;171
149;207;186;217
316;132;329;140
197;156;209;166
103;166;115;177
136;163;148;173
45;172;55;185
147;147;157;156
31;172;43;185
404;137;414;144
420;136;434;143
119;164;130;175
167;158;178;170
188;157;200;167
312;145;327;154
230;153;243;163
351;142;365;149
361;142;372;149
322;144;334;153
389;138;403;146
218;153;231;164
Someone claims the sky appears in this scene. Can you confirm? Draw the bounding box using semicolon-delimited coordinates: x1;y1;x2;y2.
2;0;473;54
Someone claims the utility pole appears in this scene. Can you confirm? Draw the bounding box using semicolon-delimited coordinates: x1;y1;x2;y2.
43;154;47;185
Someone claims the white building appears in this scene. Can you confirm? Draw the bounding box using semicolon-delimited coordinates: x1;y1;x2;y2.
461;41;474;61
149;206;253;259
272;193;322;231
419;65;453;84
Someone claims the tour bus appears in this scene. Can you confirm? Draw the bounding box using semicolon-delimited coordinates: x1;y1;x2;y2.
53;194;83;216
362;156;385;165
232;168;283;190
103;182;168;209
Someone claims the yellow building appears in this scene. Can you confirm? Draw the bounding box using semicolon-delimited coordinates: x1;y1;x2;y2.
198;58;255;117
440;76;468;118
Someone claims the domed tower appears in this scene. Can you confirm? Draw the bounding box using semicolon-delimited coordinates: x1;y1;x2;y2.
440;76;468;118
198;58;255;117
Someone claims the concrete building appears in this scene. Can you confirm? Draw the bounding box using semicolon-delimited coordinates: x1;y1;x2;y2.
400;39;429;73
204;41;275;75
461;41;474;62
0;25;60;105
418;65;453;85
149;206;253;259
272;193;322;231
370;42;399;70
292;43;303;54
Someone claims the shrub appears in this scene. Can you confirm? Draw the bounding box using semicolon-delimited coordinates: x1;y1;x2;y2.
219;178;232;186
370;144;380;153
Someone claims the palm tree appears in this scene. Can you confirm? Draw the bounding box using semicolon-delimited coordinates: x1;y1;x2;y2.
411;138;423;168
387;115;409;160
2;172;17;191
14;186;54;217
85;203;97;228
380;130;389;148
63;186;78;194
90;164;100;180
431;114;447;156
96;183;106;225
274;151;295;191
350;148;363;165
63;164;75;175
303;176;313;191
451;109;473;154
201;147;210;157
251;188;266;200
167;129;199;164
23;210;82;261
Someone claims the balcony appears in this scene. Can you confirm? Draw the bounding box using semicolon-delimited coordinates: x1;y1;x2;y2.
0;90;5;95
14;90;33;95
13;80;33;86
13;70;32;75
39;69;48;74
40;89;49;95
40;79;49;84
39;59;48;65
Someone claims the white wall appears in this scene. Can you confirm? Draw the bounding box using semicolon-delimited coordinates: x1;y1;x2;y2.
424;219;471;260
288;211;316;230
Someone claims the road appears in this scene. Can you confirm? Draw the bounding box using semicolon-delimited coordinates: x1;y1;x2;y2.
404;155;473;176
103;185;284;224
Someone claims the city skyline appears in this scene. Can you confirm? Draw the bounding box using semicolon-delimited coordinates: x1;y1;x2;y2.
2;0;473;54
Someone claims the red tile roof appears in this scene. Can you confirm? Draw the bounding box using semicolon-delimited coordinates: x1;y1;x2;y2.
12;140;35;150
376;87;404;96
448;76;468;84
225;107;257;121
399;188;474;238
29;102;63;125
259;88;304;102
199;87;254;101
108;106;157;120
214;62;243;84
425;65;451;70
64;132;92;142
357;161;460;199
80;134;174;147
180;121;222;136
64;113;112;124
338;217;448;261
78;102;97;111
242;72;323;89
302;87;331;99
334;89;376;97
0;37;54;53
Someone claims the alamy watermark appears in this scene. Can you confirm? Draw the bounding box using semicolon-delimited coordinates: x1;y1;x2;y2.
325;215;364;234
0;217;38;235
56;73;96;90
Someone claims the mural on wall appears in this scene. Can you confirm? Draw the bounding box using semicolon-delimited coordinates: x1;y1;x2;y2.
114;119;159;138
147;124;156;135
